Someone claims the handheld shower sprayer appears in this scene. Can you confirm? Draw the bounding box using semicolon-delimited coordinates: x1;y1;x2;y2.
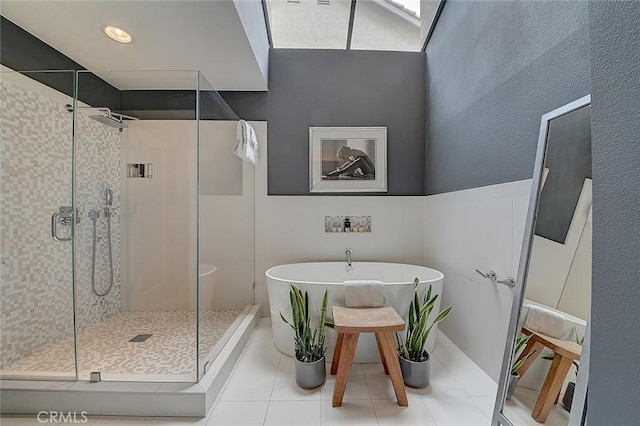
92;186;115;297
105;187;113;207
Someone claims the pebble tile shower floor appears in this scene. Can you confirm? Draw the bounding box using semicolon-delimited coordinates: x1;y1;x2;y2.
1;310;242;377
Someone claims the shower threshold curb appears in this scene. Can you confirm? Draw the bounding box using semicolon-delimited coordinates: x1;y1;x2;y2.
0;305;261;417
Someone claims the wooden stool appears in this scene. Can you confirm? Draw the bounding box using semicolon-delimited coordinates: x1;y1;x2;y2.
514;327;582;423
330;306;408;407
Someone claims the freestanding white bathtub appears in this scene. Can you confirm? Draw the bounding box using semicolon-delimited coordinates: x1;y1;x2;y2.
266;262;445;363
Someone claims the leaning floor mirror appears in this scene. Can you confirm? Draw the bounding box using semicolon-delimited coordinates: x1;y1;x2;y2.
493;95;592;426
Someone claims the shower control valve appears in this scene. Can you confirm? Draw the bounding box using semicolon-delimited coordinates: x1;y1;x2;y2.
51;206;74;242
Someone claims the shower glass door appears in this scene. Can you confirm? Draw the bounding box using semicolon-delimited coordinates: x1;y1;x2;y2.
0;70;77;380
196;72;254;380
1;69;252;384
73;70;200;382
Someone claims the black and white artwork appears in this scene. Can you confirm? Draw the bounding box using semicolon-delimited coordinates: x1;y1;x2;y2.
321;139;376;181
309;127;387;193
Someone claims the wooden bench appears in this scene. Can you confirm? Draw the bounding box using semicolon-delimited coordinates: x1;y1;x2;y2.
330;306;408;407
514;327;582;423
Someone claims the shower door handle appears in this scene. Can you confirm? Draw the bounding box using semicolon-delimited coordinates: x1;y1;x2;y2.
51;207;74;242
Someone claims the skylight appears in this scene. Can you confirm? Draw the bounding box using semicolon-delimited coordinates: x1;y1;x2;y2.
266;0;441;52
267;0;351;49
351;0;420;51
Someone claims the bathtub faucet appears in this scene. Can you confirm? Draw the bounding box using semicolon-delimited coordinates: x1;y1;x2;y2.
345;248;353;272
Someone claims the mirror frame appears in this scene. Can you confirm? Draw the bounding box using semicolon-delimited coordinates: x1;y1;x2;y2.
492;94;592;426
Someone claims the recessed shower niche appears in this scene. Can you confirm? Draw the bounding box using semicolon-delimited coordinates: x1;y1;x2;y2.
127;163;153;178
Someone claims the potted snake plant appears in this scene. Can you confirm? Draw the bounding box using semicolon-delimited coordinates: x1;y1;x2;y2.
507;334;534;399
396;278;452;388
280;284;330;389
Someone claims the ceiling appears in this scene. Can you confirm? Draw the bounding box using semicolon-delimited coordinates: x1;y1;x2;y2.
0;1;269;91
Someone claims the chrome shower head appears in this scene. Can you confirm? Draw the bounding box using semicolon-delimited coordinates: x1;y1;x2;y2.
89;114;128;129
65;104;137;130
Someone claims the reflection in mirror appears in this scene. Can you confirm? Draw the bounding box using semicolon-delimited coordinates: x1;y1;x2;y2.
527;104;592;320
494;96;591;426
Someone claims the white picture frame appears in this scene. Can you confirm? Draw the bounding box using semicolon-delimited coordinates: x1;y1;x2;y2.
309;127;387;193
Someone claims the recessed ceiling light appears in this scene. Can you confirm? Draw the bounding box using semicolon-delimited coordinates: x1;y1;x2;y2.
103;25;133;44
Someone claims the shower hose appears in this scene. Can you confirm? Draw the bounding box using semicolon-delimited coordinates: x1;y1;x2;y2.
91;210;114;297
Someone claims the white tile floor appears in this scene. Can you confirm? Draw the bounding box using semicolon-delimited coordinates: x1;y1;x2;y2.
2;318;562;426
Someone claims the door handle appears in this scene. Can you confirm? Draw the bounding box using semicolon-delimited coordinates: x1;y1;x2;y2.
51;207;74;242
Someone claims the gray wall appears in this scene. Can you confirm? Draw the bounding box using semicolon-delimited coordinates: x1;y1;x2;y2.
223;49;427;195
233;0;270;87
588;1;640;423
425;0;591;194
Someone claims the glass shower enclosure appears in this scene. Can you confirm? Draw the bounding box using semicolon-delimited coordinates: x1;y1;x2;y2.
0;69;253;383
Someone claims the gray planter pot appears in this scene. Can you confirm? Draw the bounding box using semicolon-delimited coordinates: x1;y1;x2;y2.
506;373;520;399
295;356;326;389
399;355;431;389
562;381;576;412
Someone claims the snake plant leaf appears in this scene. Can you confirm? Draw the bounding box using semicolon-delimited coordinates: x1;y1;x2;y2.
407;300;415;339
514;334;531;353
431;305;452;325
512;351;535;374
511;334;534;374
280;312;293;329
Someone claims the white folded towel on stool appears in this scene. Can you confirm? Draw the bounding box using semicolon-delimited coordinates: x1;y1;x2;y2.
524;305;565;338
344;280;384;308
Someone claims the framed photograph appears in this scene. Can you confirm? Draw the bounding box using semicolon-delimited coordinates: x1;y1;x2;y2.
309;127;387;193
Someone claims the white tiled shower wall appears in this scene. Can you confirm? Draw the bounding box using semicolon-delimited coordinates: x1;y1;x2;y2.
119;121;255;312
119;121;198;312
0;78;121;368
74;108;122;327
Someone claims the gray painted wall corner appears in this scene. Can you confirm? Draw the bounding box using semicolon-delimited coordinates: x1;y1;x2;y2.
588;1;640;423
425;0;590;195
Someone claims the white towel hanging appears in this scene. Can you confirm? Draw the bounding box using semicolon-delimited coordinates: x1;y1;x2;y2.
233;119;258;165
